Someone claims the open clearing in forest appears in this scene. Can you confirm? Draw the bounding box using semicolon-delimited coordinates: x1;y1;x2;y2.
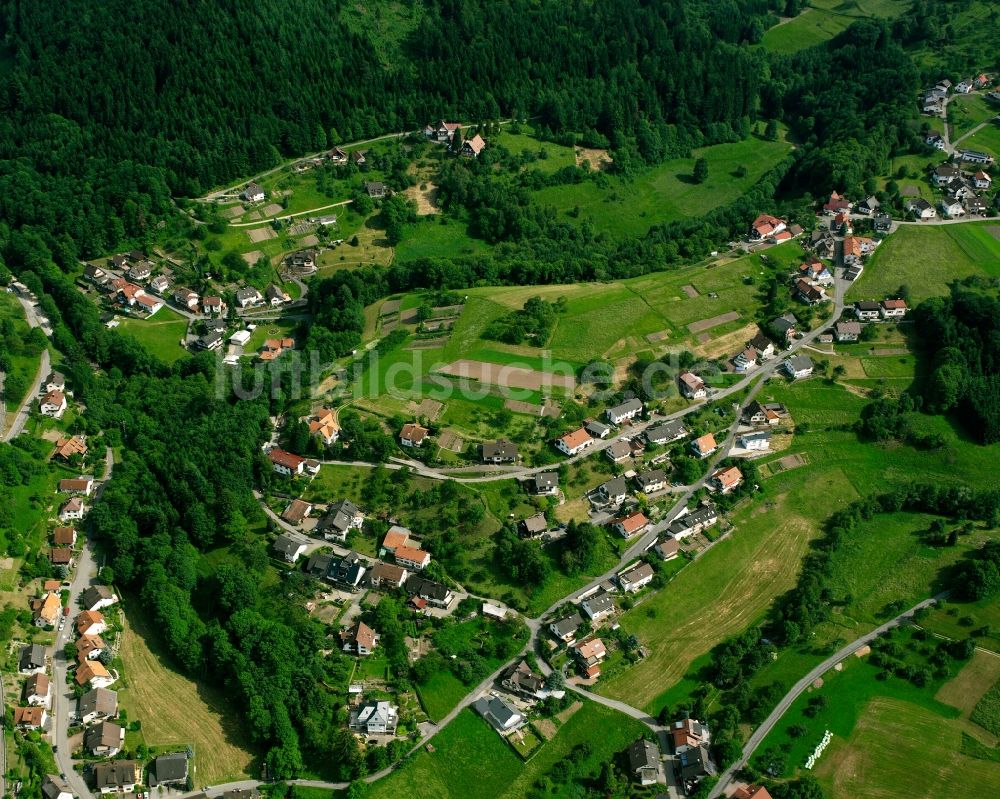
119;608;256;784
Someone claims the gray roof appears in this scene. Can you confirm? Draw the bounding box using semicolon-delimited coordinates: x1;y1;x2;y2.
404;575;451;602
620;562;655;585
628;738;660;772
582;592;614;614
236;287;261;302
600;477;628;497
305;552;334;577
84;721;122;752
19;644;46;671
520;513;548;534
534;472;558;490
273;534;303;555
787;355;813;371
328;552;366;586
78;687;118;718
607;398;643;418
585;420;612;438
82;585;114;608
771;313;797;332
474;695;520;729
607;440;632;459
636;469;668;489
42;776;71;799
92;761;138;790
740;430;771;444
551;612;582;637
482;439;518;460
153;753;189;784
646;419;686;443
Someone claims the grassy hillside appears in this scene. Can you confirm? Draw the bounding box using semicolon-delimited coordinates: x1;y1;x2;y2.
760;0;911;54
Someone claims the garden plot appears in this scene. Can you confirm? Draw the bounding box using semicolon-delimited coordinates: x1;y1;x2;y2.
246;227;277;243
682;284;700;298
241;249;264;265
435;359;576;391
687;310;740;333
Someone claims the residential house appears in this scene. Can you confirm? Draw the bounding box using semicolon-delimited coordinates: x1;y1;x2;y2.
55;435;88;463
555;427;594;456
627;739;661;786
636;469;668;494
81;586;118;612
606;439;632;463
580;592;615;621
743;400;780;426
365;181;387;199
770;313;798;343
284;249;318;275
955;80;972;94
835;321;862;342
748;335;776;361
532;472;559;496
117;281;145;306
880;298;908;319
85;721;124;756
149;275;170;295
672;717;711;751
481;439;518;463
350;150;367;166
822;191;851;215
315;499;363;542
59;498;87;521
307;408;340;446
598;476;629;505
272;534;307;563
425;120;461;141
39;390;67;418
615;511;650;539
960;149;994;165
691;433;717;459
23;674;51;708
76;660;115;689
265;284;289;306
857;196;880;215
473;695;522;731
906;198;936;219
268;448;305;476
84;264;108;284
368;562;409;590
236;287;264;309
341;621;378;656
679;372;707;399
33;592;61;627
328;553;367;591
710;466;743;494
461;134;487;158
810;232;836;260
281;498;313;526
126;261;152;281
77;635;107;663
259;336;294;361
854;300;882;321
76;610;108;636
795;278;826;305
732;786;773;799
940;198;965;217
50;548;73;568
783;355;814;379
973;171;992;190
874;212;892;233
395;544;431;571
202;296;226;316
404;575;453;608
14;706;47;729
655;538;680;560
934;164;962;186
573;637;608;678
19;644;46;674
44;372;66;393
748;213;786;240
618;562;655;593
733;346;757;372
606;398;643;425
738;431;771;452
501;660;545;698
77;687;118;724
173;288;199;310
549;613;583;644
42;776;72;799
350;700;399;735
842;235;877;266
59;476;94;495
242;183;265;202
305;552;333;580
519;513;548;538
646;419;687;445
400;422;430;447
585;420;612;439
966;196;989;215
327;146;348;163
92;761;140;794
135;294;163;316
196;331;224;351
381;526;411;555
678;744;714;788
151;753;189;787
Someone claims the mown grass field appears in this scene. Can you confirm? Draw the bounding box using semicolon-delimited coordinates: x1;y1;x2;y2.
949;93;998;139
117;307;191;363
759;0;911;54
0;291;43;428
852;223;1000;302
118;606;257;784
416;670;471;722
494;128;577;174
366;702;646;799
532;133;792;239
961;120;1000;159
396;217;492;262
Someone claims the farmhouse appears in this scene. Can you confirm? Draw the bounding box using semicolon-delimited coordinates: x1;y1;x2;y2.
635;468;668;494
400;422;429;447
646;419;687;445
350;150;367;165
40;390;68;418
710;466;743;494
532;472;559;495
315;498;363;541
425;120;461;141
628;738;661;786
268;448;305;476
481;439;518;463
606;398;643;425
606;439;632;463
92;761;140;794
474;695;522;732
880;298;908;319
783;355;814;380
738;430;771;451
519;513;549;538
555;427;594;456
679;372;707;399
598;476;629;505
573;638;608;678
341;621;379;656
691;433;717;459
581;592;615;621
835;320;861;342
615;511;650;539
272;534;307;563
618;562;655;593
351;700;399;735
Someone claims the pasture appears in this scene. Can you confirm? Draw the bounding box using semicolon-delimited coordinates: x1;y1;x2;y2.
118;307;191;363
532;134;792;238
759;0;910;54
962;122;1000;159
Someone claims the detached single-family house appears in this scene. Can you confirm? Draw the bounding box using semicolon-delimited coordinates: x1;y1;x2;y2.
940;198;965;218
473;695;522;731
60;497;87;521
33;591;62;627
327;552;367;591
76;660;115;689
835;321;862;342
880;298;908;319
481;439;518;463
92;761;140;794
710;466;743;494
327;146;348;163
268;448;306;476
619;562;655;593
404;575;453;608
933;164;962;186
795;278;826;305
598;476;629;505
770;313;797;343
394;544;431;571
749;213;786;241
738;430;771;452
822;191;851;215
519;513;548;538
84;721;124;756
549;613;583;644
19;644;47;674
461;134;487;158
40;390;68;418
59;476;94;495
50;548;73;567
857;196;880;215
874;212;892;233
281;498;313;526
307;408;340;446
315;499;363;541
350;150;367;166
606;398;643;425
368;562;409;590
532;472;559;496
365;181;387;199
236;287;264;309
44;372;66;393
646;419;687;445
400;422;429;447
54;435;88;461
76;610;108;637
606;439;632;463
854;300;882;321
81;585;118;612
202;296;226;316
242;183;265;203
24;673;51;708
783;355;814;380
265;284;290;306
734;346;757;372
341;621;379;656
272;534;307;563
84;264;107;284
732;786;774;799
197;331;224;351
135;294;163;316
382;526;411;556
743;400;781;426
973;171;992;190
679;372;707;399
350;701;398;735
636;469;668;494
14;706;47;729
150;753;189;787
691;433;717;459
173;288;199;310
628;739;661;786
573;637;608;678
77;687;118;724
502;660;545;698
149;275;170;295
77;634;107;663
656;537;680;560
425;120;462;141
42;776;73;799
906;198;936;219
555;428;594;456
615;511;650;539
581;592;615;621
672;717;711;751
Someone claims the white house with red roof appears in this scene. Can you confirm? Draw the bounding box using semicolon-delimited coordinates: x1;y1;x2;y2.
268;448;305;476
555;427;594;456
748;213;786;241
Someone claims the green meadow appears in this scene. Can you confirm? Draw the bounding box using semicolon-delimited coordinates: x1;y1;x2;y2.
759;0;911;55
118;307;191;364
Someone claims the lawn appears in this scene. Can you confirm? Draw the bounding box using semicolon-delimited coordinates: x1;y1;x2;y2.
118;605;257;784
395;218;491;262
532;133;792;238
949;94;998;140
759;0;911;54
851;223;1000;302
962;121;1000;160
243;318;300;355
416;670;471;722
118;307;191;363
366;702;646;799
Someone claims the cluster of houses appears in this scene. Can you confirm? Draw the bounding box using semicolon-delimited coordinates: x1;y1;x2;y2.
913;160;996;219
38;371;70;420
747;213;803;245
422;120;488;158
